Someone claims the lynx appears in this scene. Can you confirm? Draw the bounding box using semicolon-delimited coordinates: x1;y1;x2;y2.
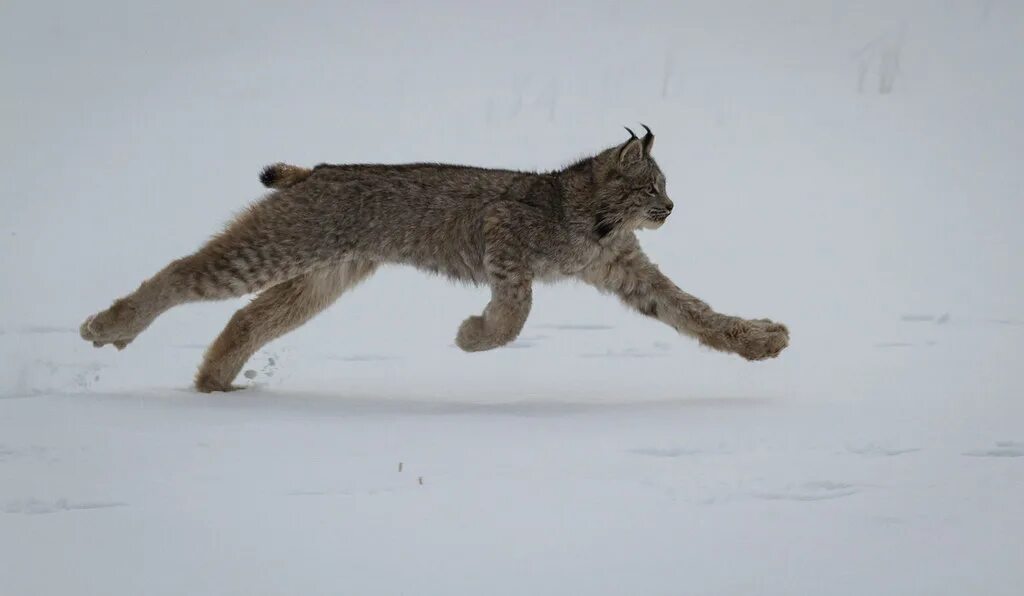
80;126;789;392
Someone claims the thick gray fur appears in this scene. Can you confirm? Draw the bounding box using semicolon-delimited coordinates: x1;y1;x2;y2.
80;127;789;392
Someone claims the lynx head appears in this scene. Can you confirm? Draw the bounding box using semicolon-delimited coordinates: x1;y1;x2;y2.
589;125;674;238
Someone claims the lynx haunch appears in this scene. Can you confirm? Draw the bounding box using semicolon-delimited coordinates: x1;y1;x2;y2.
81;126;789;392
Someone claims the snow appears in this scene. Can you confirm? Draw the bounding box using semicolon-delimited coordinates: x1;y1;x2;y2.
2;1;1023;594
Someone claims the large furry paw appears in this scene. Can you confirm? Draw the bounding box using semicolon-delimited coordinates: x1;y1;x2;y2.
194;371;243;394
707;317;789;361
79;300;144;350
457;315;515;352
456;316;491;352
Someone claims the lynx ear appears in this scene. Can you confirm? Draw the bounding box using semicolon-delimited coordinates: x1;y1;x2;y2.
641;123;654;155
618;127;643;167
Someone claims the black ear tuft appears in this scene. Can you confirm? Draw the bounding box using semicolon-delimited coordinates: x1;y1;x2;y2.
640;123;654;154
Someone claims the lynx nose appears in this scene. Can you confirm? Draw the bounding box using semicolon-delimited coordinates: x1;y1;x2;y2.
664;200;674;213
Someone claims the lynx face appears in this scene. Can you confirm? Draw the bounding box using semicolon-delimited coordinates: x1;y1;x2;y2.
625;158;674;230
593;126;675;236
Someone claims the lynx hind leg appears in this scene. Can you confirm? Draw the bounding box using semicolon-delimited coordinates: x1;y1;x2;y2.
80;299;148;350
79;265;183;350
195;261;378;393
81;203;325;350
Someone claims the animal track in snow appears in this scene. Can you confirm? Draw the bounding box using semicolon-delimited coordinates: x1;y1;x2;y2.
873;341;915;348
3;498;127;515
846;444;921;457
631;447;707;458
14;360;106;393
752;481;860;502
962;441;1024;458
900;313;949;324
989;318;1024;326
0;444;50;462
243;351;280;382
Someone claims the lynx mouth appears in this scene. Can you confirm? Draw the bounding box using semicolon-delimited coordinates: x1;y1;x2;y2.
646;210;670;224
640;213;669;230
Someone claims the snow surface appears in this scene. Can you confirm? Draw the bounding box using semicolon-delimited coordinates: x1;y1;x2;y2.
2;1;1023;594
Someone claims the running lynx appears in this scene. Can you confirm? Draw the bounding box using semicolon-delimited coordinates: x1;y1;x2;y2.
80;126;789;392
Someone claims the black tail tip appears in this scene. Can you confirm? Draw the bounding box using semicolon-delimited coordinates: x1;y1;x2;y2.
259;164;281;187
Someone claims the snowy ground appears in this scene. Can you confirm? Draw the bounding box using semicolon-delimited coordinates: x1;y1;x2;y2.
2;1;1023;594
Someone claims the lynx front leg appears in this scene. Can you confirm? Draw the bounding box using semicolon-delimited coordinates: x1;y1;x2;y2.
580;240;788;361
456;279;532;352
455;233;533;354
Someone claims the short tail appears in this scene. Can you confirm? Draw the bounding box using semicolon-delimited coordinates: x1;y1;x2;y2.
259;163;313;189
